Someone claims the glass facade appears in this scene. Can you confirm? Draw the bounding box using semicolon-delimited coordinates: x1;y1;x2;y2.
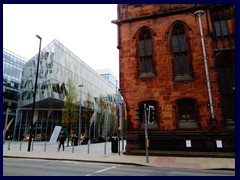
15;39;119;141
18;40;117;108
96;68;124;104
3;48;27;132
96;68;119;89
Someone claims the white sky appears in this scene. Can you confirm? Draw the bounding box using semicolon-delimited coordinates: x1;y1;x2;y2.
3;4;119;77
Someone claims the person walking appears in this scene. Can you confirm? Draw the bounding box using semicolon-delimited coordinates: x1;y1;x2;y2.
58;132;65;151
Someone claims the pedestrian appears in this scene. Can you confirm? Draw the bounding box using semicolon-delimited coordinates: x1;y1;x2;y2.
71;134;76;146
58;133;65;151
7;129;13;141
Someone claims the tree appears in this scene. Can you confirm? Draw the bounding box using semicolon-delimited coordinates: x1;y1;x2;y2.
109;102;118;137
61;79;79;137
82;93;94;139
96;96;118;139
98;96;107;137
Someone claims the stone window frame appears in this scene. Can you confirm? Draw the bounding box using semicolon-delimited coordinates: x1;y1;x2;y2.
134;26;156;78
210;6;233;37
166;20;194;82
215;51;235;122
175;98;199;130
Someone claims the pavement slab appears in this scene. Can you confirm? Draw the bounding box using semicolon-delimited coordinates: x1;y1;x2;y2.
3;141;235;170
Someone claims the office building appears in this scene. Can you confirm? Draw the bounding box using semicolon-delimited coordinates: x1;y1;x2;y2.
3;48;27;133
14;39;119;141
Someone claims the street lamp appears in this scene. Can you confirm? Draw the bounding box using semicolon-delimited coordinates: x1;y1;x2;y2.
27;35;42;152
78;84;84;145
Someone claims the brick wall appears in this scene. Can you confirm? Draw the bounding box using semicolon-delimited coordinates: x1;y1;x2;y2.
118;4;223;131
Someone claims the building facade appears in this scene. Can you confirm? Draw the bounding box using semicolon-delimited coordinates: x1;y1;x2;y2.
96;68;124;104
14;39;119;141
115;4;235;153
97;68;119;89
3;48;27;133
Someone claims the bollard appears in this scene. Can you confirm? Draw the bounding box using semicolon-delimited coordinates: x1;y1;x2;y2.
87;140;90;154
8;140;11;150
104;141;106;155
44;141;47;152
31;140;34;151
122;138;124;151
72;141;74;153
19;141;22;151
118;136;120;155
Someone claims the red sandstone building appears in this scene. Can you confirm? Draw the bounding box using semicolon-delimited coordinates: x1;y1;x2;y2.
113;4;235;154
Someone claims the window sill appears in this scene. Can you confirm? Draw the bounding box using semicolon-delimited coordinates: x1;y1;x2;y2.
139;72;155;78
174;75;193;82
140;122;159;129
178;120;199;130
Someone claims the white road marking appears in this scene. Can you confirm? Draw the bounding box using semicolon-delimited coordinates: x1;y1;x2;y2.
85;165;117;176
95;165;117;173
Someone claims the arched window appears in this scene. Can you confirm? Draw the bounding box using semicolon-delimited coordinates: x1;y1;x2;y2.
176;98;199;130
137;27;155;78
218;59;234;93
216;53;235;129
170;22;193;81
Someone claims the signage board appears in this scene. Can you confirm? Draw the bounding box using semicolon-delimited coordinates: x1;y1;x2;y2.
216;140;223;148
186;140;192;147
49;126;62;143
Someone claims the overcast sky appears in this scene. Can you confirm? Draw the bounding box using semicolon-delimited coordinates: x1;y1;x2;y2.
3;4;119;77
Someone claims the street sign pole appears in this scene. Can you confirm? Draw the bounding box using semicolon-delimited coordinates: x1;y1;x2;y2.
144;104;149;163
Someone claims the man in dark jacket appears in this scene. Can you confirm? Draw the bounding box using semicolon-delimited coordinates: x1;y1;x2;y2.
58;133;65;151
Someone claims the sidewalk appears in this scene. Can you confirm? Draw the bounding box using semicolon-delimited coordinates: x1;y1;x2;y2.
3;141;235;170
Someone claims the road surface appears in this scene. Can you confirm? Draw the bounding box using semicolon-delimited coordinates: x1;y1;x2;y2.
3;158;235;176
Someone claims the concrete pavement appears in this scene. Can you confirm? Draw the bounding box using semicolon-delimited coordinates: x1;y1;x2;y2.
3;140;235;170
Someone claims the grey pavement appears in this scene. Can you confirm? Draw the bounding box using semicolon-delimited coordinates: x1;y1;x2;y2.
3;140;235;170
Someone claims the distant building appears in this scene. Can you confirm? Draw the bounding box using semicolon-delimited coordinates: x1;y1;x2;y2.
96;68;119;89
96;68;124;104
3;48;27;132
114;4;235;153
14;39;119;141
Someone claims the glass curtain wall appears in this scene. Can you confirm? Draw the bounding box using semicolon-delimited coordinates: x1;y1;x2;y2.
15;39;118;141
3;48;27;138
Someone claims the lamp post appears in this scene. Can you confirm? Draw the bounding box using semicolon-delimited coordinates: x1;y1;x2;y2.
78;84;84;145
27;35;42;152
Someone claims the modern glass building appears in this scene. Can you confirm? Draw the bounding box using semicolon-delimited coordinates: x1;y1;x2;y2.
14;39;119;141
96;68;119;88
96;68;124;104
3;48;27;133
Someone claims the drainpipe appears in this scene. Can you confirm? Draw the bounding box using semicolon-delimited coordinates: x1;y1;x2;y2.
194;10;215;120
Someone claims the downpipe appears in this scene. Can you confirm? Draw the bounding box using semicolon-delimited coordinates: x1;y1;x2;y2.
194;10;215;120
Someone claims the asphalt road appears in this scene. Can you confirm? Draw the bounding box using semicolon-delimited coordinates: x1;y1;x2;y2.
3;158;235;176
